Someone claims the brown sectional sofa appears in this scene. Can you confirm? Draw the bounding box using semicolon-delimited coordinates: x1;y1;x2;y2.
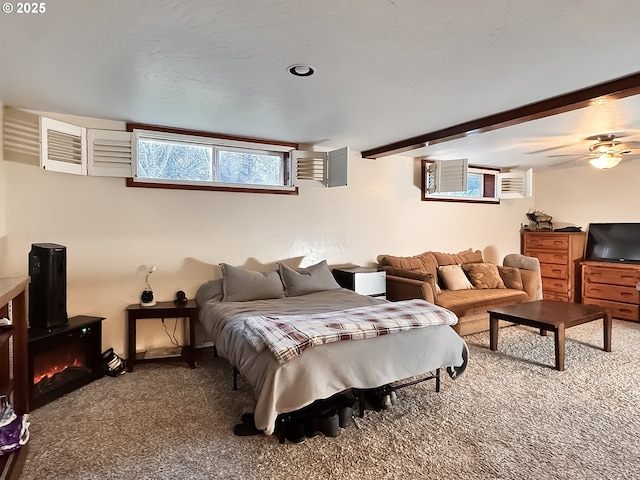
377;249;543;336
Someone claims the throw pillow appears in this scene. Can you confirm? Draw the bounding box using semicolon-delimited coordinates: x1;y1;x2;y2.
195;279;223;305
278;260;341;296
497;265;524;290
383;267;439;301
463;263;506;289
219;263;285;302
438;264;474;291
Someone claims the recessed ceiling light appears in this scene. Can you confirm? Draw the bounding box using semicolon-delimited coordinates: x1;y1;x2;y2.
287;64;316;77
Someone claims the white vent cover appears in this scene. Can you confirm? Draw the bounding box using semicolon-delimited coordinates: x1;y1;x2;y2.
40;117;87;175
2;107;40;164
498;168;532;198
291;147;348;187
87;129;133;177
425;159;468;193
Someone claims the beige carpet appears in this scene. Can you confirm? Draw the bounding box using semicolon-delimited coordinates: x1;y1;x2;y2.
19;319;640;480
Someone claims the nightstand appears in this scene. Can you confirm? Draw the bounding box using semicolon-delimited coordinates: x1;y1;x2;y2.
126;299;199;372
332;266;386;298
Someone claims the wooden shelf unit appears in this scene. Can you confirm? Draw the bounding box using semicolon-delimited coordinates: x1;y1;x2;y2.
0;276;30;480
521;231;586;303
581;261;640;322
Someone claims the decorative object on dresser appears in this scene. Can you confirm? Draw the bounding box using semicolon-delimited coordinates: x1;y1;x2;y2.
525;209;553;231
332;266;386;298
521;230;586;302
581;262;640;322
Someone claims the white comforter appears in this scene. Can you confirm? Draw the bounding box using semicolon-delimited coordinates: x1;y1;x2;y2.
199;288;466;435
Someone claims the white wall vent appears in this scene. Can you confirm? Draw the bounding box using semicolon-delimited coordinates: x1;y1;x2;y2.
3;107;40;165
291;147;348;187
425;159;468;193
40;117;87;175
498;168;533;198
87;129;133;177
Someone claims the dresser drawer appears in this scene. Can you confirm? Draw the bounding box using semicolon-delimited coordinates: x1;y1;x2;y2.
582;297;639;321
525;235;569;251
584;265;640;287
543;291;569;302
584;283;639;303
542;277;568;293
527;251;569;265
540;263;567;279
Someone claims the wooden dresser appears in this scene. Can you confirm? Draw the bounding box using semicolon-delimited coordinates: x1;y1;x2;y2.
581;261;640;322
521;231;586;302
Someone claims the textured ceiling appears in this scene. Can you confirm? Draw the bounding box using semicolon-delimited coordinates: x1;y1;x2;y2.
2;0;640;169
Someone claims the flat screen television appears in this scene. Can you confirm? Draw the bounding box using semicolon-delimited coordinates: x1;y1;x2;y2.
585;223;640;264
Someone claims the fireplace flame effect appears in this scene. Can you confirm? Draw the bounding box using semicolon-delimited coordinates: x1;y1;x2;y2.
33;356;83;385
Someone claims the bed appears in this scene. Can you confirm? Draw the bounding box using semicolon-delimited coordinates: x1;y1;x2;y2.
196;261;468;436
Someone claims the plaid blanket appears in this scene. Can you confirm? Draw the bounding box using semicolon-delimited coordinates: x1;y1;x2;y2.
243;299;458;363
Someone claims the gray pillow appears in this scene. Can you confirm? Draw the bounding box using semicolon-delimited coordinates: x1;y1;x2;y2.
220;263;285;302
278;260;341;297
195;279;223;306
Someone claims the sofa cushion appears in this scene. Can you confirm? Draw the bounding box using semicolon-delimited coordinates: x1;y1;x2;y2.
383;267;433;282
377;251;438;279
497;266;524;290
463;263;506;289
433;249;483;266
437;289;529;318
438;264;473;291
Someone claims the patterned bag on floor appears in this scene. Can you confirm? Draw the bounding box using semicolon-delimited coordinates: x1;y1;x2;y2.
0;397;29;455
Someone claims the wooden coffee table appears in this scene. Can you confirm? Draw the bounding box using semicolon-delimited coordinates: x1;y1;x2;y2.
487;300;612;371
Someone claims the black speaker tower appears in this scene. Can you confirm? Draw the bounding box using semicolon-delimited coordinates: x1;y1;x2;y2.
29;243;68;331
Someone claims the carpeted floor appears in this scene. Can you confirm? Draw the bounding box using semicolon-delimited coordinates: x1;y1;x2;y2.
18;319;640;480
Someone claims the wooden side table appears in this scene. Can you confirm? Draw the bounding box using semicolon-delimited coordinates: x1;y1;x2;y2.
126;299;199;372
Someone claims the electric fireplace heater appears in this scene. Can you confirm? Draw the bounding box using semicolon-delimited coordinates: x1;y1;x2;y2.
28;316;104;409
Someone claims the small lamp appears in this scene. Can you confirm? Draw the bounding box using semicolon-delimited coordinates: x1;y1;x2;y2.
140;266;156;306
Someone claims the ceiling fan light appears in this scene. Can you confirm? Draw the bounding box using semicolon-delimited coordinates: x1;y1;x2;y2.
589;153;621;169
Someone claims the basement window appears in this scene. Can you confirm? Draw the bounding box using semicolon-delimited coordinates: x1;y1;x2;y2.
130;128;297;194
421;159;499;204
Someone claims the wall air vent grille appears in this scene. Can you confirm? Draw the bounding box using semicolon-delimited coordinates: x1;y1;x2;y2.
40;117;87;175
2;107;40;164
87;130;133;177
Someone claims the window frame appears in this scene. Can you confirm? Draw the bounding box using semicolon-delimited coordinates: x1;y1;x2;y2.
421;159;500;204
126;122;299;195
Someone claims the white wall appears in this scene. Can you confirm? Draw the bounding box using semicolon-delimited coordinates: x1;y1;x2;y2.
533;161;640;228
2;134;533;356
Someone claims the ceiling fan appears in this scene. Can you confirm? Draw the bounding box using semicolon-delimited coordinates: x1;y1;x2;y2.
547;133;640;169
